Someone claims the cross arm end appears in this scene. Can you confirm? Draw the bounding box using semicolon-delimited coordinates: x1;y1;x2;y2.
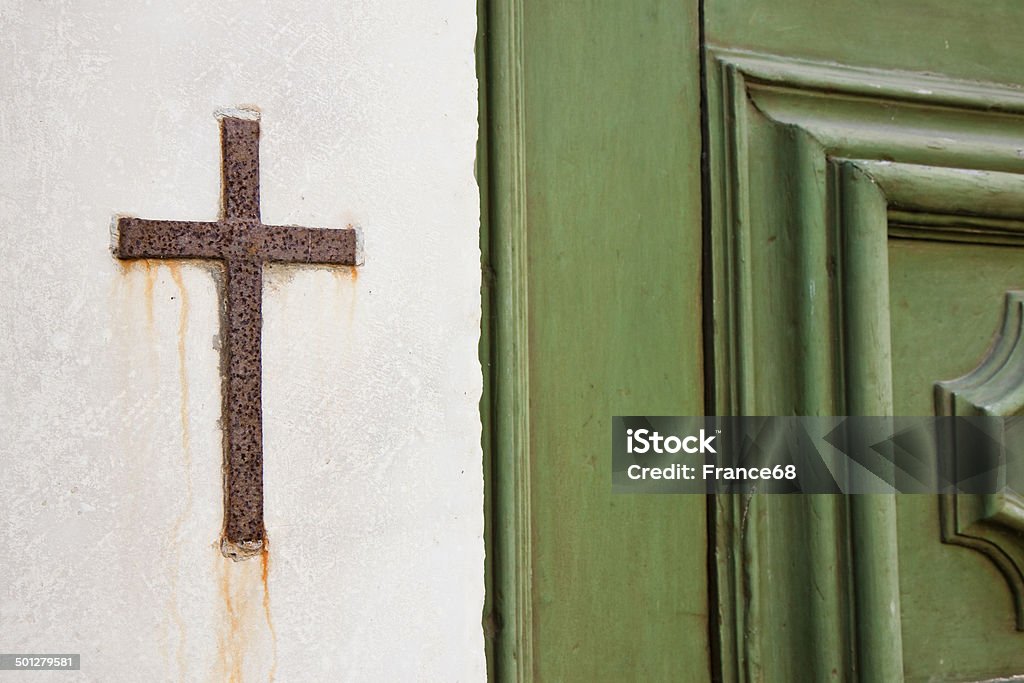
112;215;226;260
261;225;364;266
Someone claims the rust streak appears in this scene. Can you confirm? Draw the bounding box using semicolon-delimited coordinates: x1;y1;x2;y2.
167;263;192;464
213;551;228;680
215;542;277;681
261;542;278;682
218;555;244;683
346;269;358;328
328;268;359;331
166;263;193;682
142;260;156;330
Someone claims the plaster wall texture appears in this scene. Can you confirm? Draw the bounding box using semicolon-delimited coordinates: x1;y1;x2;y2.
0;1;484;681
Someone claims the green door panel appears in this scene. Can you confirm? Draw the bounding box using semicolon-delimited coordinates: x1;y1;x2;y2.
888;242;1024;419
891;240;1024;681
703;3;1024;675
482;1;709;681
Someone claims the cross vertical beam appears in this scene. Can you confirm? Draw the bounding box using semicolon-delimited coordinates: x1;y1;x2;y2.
223;257;265;555
114;111;363;559
221;117;261;222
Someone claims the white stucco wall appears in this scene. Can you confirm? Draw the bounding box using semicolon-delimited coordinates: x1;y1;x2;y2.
0;2;484;681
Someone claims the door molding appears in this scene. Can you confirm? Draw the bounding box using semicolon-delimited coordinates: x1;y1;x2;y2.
705;48;1024;681
479;0;532;680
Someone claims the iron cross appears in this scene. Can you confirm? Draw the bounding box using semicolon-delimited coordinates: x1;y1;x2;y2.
114;111;363;559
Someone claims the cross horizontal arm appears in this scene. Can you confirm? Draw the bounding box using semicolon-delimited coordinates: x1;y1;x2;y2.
259;225;363;265
115;217;227;260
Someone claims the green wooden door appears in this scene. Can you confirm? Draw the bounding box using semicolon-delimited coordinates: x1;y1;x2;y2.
705;1;1024;681
486;1;1024;681
480;1;709;681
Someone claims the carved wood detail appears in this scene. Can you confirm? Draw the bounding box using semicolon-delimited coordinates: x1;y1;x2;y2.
937;291;1024;629
707;48;1024;681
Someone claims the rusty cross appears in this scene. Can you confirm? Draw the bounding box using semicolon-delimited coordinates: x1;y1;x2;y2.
114;111;362;559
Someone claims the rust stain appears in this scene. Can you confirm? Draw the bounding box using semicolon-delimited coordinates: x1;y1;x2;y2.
329;267;359;330
142;260;156;329
217;551;244;683
114;262;194;677
346;271;358;328
119;259;158;330
110;263;154;548
215;540;277;682
213;550;227;680
115;259;157;342
166;262;193;682
167;263;192;464
261;543;278;682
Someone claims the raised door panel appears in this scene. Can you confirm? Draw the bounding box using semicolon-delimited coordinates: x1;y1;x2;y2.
891;256;1024;680
705;49;1024;681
